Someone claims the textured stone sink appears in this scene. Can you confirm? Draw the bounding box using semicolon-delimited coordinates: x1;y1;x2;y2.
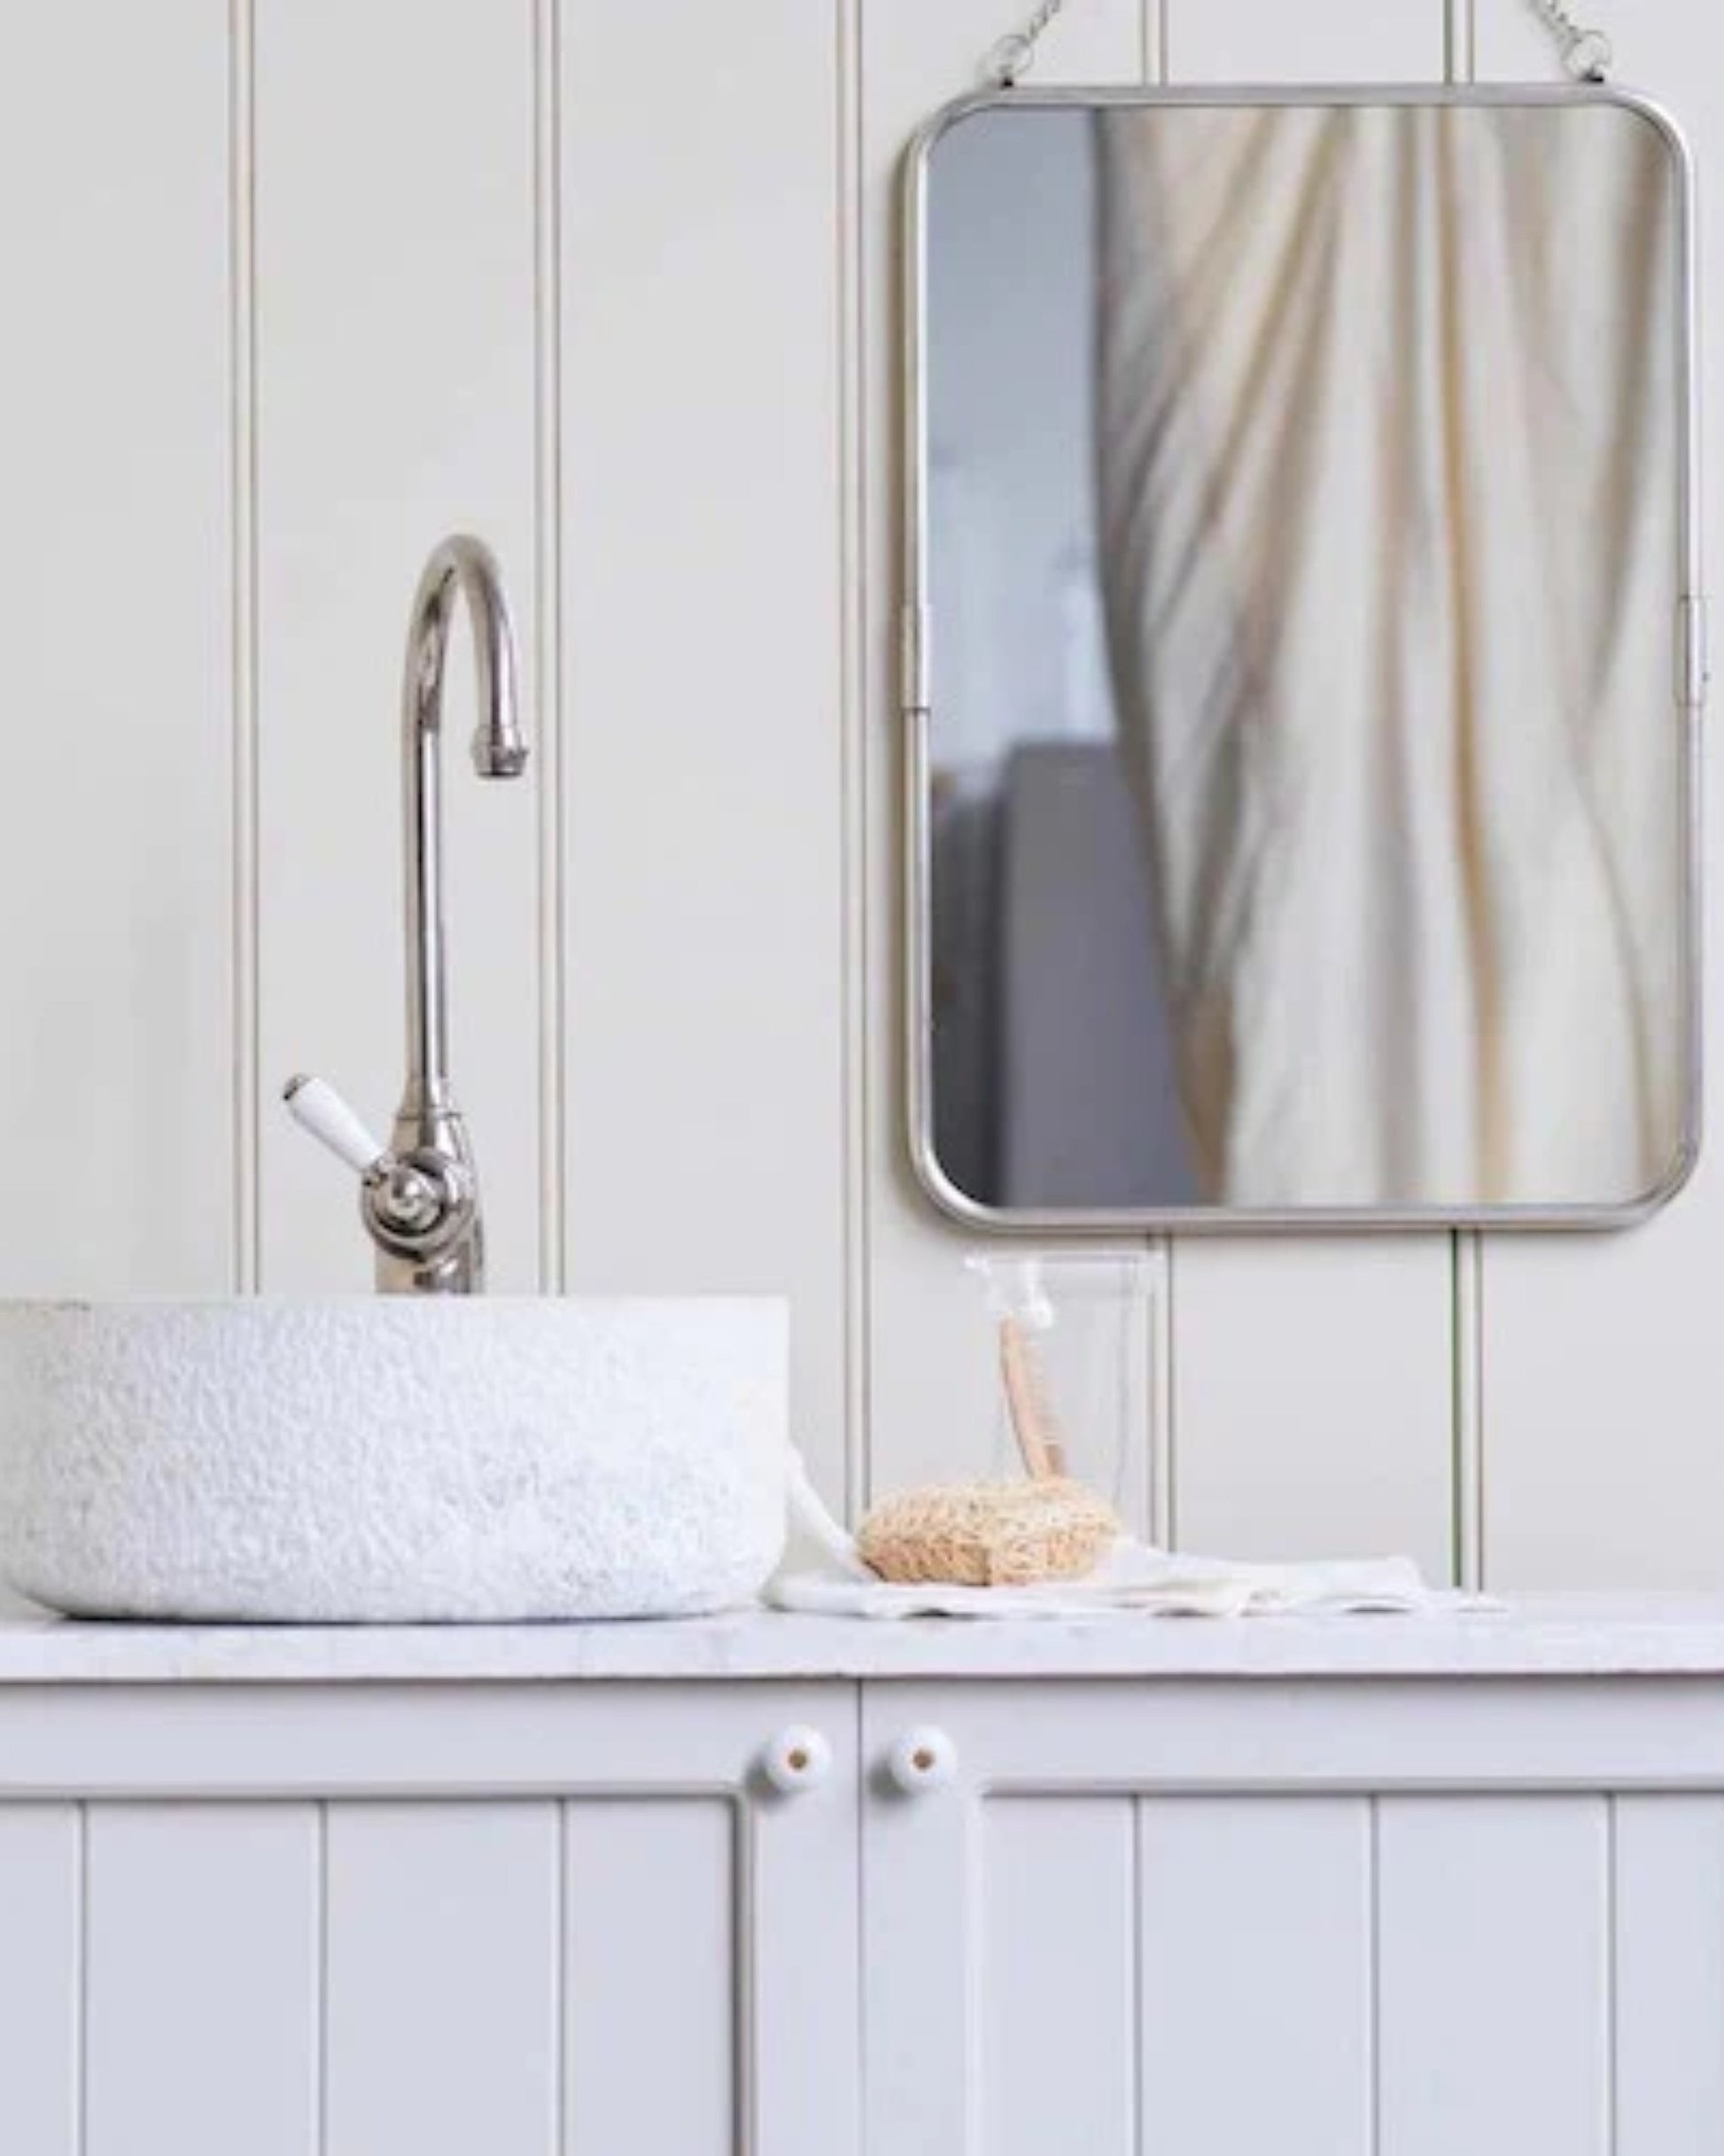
0;1299;787;1623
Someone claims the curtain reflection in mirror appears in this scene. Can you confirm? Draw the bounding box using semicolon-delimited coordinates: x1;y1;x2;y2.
927;104;1685;1212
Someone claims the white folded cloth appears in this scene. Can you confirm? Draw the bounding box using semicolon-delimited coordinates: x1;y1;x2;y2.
774;1453;1498;1622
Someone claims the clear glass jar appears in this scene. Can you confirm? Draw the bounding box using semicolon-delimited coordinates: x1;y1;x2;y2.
965;1251;1157;1512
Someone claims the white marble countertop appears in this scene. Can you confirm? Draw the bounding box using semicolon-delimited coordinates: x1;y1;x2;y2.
4;1592;1724;1684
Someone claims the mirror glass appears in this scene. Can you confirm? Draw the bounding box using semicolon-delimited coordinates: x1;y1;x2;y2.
913;95;1698;1224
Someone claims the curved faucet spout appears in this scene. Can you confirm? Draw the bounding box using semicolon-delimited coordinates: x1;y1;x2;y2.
283;535;529;1296
402;534;528;1125
392;534;528;1292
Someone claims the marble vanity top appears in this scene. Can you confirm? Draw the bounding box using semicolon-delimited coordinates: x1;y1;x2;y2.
4;1592;1724;1685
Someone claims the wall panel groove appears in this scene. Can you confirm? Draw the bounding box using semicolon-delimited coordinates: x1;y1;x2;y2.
1453;1235;1486;1590
1139;0;1174;1553
840;0;873;1521
535;0;568;1297
229;0;262;1296
1445;0;1486;1597
1447;0;1477;81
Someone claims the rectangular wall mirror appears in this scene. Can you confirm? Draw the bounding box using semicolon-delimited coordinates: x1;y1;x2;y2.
904;86;1702;1232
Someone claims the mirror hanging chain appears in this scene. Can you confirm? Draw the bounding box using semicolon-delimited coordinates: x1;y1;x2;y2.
986;0;1614;86
987;0;1068;87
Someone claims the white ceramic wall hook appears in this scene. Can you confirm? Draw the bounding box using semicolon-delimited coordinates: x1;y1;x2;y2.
888;1726;958;1794
763;1725;833;1795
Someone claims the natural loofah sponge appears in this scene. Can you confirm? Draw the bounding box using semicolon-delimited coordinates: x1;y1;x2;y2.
858;1476;1121;1588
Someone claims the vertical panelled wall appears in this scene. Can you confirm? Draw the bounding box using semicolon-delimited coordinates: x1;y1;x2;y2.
0;0;1718;1584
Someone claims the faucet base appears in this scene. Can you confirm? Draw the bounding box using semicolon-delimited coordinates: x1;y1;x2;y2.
377;1241;485;1296
364;1102;485;1295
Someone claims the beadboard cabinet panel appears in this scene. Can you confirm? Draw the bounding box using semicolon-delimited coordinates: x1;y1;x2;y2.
1138;1798;1373;2156
861;1681;1720;2156
325;1803;560;2156
0;1808;78;2156
0;1685;859;2156
253;0;544;1296
979;1794;1377;2156
1377;1798;1611;2156
556;0;851;1505
981;1798;1140;2156
0;0;234;1297
1614;1796;1724;2155
85;1804;320;2156
6;1670;1724;2154
886;1790;1378;2156
563;1801;737;2156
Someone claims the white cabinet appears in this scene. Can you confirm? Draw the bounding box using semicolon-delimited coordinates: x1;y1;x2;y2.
4;1607;1724;2154
0;1680;861;2156
861;1676;1724;2156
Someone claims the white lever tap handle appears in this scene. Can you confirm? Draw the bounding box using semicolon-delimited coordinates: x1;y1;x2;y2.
283;1075;389;1179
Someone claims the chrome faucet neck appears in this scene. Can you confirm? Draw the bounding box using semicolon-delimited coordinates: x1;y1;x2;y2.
402;534;526;1129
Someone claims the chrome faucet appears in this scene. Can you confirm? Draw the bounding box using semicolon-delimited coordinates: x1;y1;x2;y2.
284;535;529;1292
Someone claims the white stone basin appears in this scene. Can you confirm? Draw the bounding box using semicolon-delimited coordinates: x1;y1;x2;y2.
0;1299;788;1624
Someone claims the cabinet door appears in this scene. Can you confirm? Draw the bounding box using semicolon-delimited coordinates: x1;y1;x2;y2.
0;1680;859;2156
862;1677;1724;2156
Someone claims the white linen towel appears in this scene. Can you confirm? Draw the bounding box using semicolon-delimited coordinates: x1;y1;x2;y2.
773;1454;1497;1621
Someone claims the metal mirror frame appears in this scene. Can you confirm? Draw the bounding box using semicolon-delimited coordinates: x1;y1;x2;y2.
901;80;1705;1236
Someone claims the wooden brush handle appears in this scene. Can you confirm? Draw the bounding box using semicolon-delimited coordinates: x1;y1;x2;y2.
999;1318;1067;1481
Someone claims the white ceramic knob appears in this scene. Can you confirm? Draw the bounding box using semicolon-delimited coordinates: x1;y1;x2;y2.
763;1726;833;1794
888;1726;958;1794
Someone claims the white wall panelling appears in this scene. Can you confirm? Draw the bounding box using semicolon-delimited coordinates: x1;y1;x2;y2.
254;0;543;1296
557;0;850;1503
1472;0;1724;1590
1168;0;1446;78
4;0;1724;1573
0;0;234;1297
